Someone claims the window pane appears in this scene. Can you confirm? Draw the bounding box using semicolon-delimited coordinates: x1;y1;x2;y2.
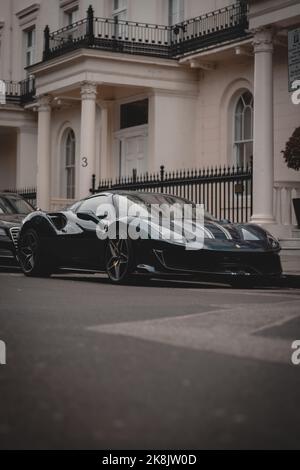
243;106;252;140
64;130;76;198
27;30;33;47
234;111;243;141
79;195;113;214
26;51;32;67
235;143;244;167
120;99;148;129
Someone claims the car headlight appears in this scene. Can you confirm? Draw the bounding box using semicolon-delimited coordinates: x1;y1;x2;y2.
266;233;280;249
0;228;7;236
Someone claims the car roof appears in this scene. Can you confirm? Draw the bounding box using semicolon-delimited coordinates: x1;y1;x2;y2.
0;192;21;198
85;190;184;200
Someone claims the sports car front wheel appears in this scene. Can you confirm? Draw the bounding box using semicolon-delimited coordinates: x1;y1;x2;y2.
18;228;52;277
105;238;135;284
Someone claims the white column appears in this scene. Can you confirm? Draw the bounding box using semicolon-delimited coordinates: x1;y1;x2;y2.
36;95;52;211
98;100;113;180
79;81;97;199
251;28;275;225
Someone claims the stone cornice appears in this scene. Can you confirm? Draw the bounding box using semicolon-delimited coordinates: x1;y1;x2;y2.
16;3;40;20
37;94;52;111
253;27;274;54
80;81;97;100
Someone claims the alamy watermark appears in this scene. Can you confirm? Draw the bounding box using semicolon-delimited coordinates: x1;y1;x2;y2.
89;199;205;250
0;80;6;105
0;340;6;365
291;80;300;105
291;340;300;365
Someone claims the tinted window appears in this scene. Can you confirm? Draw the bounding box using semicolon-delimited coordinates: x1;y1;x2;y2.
120;99;148;129
0;195;33;214
78;195;113;215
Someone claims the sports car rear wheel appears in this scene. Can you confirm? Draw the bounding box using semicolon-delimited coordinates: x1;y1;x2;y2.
18;228;51;277
105;238;134;284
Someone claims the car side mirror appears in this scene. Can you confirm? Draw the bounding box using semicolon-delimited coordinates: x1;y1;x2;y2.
77;210;99;223
220;218;231;224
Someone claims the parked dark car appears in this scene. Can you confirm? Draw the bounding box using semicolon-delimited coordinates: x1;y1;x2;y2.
16;191;282;286
0;192;35;267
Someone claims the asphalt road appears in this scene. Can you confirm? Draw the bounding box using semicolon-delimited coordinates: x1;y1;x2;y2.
0;272;300;450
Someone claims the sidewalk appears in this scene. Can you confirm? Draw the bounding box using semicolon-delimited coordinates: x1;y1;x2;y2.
280;255;300;288
281;255;300;276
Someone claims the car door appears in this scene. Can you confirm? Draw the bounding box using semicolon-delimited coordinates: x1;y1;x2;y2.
72;194;114;268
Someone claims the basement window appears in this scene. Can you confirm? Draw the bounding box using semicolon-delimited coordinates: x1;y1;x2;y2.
120;99;149;129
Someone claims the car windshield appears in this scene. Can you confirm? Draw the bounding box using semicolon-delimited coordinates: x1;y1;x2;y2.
0;195;33;215
114;193;217;221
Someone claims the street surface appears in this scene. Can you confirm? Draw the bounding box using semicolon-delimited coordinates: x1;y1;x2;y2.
0;272;300;449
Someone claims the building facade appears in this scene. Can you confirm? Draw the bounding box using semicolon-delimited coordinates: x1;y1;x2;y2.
0;0;299;240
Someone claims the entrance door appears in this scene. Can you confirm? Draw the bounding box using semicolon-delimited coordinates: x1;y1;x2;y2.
121;133;147;177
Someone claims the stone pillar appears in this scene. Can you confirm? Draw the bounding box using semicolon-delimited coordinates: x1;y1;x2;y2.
79;81;97;199
251;28;275;225
36;95;52;211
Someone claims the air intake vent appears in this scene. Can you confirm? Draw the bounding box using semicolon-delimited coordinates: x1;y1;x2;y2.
9;227;20;251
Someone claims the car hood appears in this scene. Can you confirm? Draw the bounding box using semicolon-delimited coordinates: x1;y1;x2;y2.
0;213;24;228
120;216;280;252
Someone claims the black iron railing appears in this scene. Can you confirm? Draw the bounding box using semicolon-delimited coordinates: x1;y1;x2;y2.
3;187;37;208
0;77;36;105
91;164;253;224
43;2;249;61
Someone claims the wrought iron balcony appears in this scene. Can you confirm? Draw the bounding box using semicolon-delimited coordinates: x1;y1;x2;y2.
43;2;249;62
0;77;36;105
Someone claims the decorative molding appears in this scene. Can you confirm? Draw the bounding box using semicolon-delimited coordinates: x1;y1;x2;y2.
80;81;97;100
248;0;300;21
188;60;216;71
253;27;274;54
59;0;79;9
16;3;40;28
37;94;52;111
16;3;40;20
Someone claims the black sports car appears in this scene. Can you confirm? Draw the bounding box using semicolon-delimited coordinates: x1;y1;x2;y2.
16;191;282;286
0;192;34;267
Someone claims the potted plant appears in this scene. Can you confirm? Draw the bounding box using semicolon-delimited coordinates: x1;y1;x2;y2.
282;126;300;227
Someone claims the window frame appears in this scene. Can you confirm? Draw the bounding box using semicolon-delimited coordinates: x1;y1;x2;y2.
24;26;36;68
233;91;253;169
63;129;76;200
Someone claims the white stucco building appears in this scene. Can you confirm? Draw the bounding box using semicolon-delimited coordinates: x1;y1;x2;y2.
0;0;299;246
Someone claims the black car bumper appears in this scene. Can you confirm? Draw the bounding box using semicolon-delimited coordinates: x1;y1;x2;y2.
0;232;19;267
135;242;282;280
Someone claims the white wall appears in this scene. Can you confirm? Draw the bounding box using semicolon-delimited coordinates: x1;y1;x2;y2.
149;90;196;172
16;126;37;187
195;57;253;169
50;104;82;200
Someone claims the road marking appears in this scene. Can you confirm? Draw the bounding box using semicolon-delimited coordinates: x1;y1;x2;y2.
88;300;300;365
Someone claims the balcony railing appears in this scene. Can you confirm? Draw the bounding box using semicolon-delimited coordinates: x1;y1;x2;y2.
43;2;249;61
0;77;36;105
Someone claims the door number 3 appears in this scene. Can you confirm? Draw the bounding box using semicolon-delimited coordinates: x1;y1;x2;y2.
82;157;88;168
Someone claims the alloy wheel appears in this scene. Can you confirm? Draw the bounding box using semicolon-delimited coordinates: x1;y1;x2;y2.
19;231;38;274
105;239;130;282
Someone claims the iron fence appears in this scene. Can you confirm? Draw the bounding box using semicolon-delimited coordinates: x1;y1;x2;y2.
91;164;253;224
3;187;37;208
43;2;249;61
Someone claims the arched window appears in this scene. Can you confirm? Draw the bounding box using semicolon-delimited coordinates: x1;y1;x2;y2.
63;129;76;199
234;91;253;168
